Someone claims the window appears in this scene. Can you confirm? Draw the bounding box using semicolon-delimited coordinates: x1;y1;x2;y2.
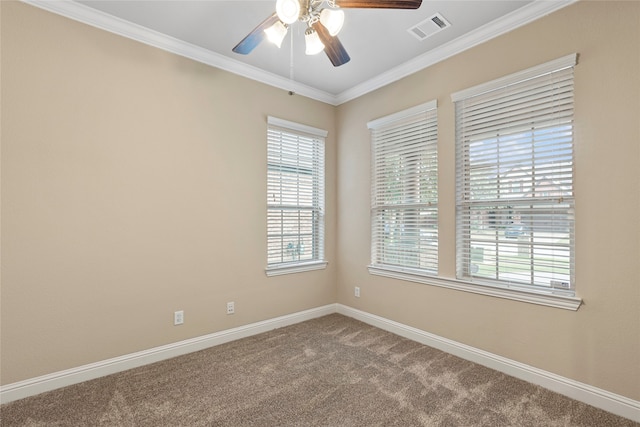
453;54;576;296
368;101;438;276
266;117;327;276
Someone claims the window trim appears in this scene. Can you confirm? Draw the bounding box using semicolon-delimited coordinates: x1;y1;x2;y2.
447;53;580;308
266;260;328;277
450;53;577;102
366;55;583;310
267;116;328;140
265;116;327;276
367;100;437;129
368;100;439;277
368;265;581;310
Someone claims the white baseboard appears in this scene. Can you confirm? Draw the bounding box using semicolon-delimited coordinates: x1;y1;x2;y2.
336;304;640;423
2;303;638;423
0;304;336;404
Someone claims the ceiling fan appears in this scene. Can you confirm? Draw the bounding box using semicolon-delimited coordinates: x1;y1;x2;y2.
232;0;422;67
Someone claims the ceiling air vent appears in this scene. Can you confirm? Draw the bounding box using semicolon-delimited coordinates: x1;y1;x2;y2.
408;13;451;41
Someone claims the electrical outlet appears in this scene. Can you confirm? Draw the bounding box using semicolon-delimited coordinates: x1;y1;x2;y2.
226;301;235;315
355;286;360;297
174;310;184;325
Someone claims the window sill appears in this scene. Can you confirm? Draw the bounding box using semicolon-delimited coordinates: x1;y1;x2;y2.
266;261;328;277
367;265;582;311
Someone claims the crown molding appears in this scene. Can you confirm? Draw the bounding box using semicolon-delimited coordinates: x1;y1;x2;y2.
20;0;339;105
335;0;577;104
21;0;576;106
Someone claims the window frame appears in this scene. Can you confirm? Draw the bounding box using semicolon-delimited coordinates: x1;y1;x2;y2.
368;100;439;278
367;56;582;311
450;53;581;309
265;116;327;276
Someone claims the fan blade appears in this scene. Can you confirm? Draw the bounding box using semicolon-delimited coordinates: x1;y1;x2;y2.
232;13;279;55
334;0;422;9
312;22;351;67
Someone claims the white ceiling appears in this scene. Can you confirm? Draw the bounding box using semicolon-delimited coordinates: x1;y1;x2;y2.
26;0;574;105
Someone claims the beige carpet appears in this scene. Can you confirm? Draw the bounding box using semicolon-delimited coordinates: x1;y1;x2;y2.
1;314;636;426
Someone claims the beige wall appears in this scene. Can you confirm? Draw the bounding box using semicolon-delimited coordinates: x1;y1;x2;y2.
1;1;337;384
1;0;639;404
336;1;639;400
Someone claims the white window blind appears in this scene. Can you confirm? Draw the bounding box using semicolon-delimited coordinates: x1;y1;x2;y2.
266;117;326;273
452;54;576;296
369;101;438;274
